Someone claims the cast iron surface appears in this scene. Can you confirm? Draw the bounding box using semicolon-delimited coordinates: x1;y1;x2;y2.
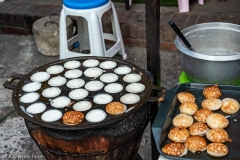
4;56;162;130
152;83;240;160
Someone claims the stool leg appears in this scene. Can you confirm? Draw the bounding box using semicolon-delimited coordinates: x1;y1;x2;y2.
178;0;189;13
59;8;68;59
77;17;90;52
88;13;105;57
129;0;132;6
198;0;204;5
111;2;127;60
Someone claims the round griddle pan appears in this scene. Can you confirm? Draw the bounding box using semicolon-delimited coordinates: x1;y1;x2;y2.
4;57;166;130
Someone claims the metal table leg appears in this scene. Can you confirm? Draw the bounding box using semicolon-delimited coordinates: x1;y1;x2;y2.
145;0;160;160
125;0;130;10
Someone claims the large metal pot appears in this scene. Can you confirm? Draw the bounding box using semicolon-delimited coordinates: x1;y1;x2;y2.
174;22;240;85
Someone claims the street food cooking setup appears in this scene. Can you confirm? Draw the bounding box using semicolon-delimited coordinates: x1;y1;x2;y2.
4;56;166;160
3;1;240;160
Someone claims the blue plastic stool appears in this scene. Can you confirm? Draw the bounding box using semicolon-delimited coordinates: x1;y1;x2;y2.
59;0;127;59
64;0;109;9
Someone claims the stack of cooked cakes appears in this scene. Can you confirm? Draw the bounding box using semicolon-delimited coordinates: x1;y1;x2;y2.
161;84;239;158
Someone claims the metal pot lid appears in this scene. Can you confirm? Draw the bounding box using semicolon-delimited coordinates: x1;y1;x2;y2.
174;22;240;61
33;14;72;31
8;57;155;130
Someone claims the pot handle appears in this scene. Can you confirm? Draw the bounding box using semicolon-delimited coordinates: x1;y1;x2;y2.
148;85;167;103
44;13;60;27
3;74;24;90
44;21;59;27
49;13;60;19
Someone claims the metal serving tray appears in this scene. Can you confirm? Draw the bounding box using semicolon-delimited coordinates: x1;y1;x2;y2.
152;83;240;160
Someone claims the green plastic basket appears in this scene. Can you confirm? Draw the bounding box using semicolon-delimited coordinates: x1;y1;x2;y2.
179;71;240;85
179;71;192;84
